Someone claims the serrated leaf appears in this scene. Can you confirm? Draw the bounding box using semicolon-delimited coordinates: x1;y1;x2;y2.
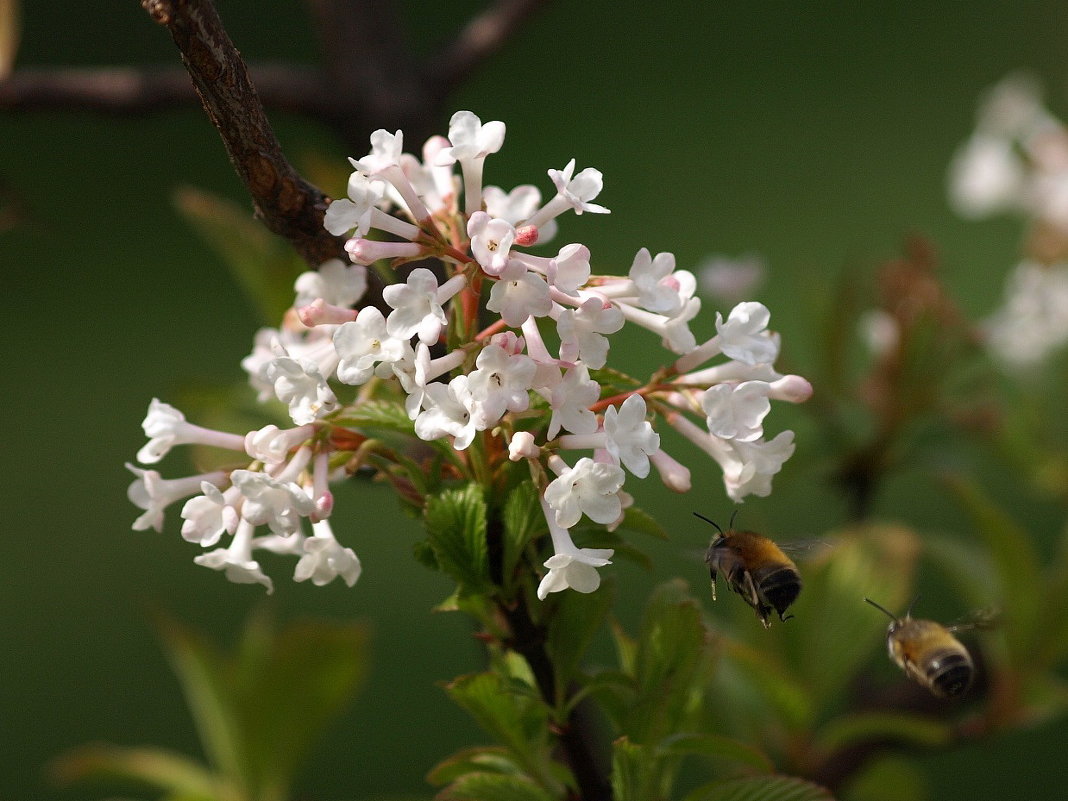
656;733;773;775
427;746;522;786
437;771;558;801
814;711;951;753
683;774;835;801
50;744;221;799
333;400;418;435
444;672;550;759
626;580;712;744
172;186;301;325
425;483;491;594
500;482;544;591
546;578;615;696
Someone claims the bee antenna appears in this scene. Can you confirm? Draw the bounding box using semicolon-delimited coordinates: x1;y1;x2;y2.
905;594;921;618
729;508;740;530
864;597;898;621
693;512;723;536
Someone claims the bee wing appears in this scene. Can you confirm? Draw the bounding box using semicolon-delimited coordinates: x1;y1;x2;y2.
778;538;833;560
947;606;1000;633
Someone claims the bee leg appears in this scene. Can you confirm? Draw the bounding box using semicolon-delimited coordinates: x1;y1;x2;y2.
739;571;771;628
708;567;718;601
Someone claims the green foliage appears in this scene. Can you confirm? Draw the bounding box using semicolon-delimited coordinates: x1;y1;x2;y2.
683;775;834;801
56;612;369;801
424;483;492;597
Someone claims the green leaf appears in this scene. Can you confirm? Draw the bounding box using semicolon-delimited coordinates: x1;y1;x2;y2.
157;617;248;795
425;483;491;594
437;771;558;801
613;506;669;539
50;744;222;800
814;711;951;753
842;756;927;801
427;747;522;786
332;400;418;435
500;482;544;590
656;732;774;775
232;617;370;801
444;672;550;762
172;186;301;325
625;580;712;744
944;475;1041;659
683;775;835;801
546;578;615;696
610;737;654;801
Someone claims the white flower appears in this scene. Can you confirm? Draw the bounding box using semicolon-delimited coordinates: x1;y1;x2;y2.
333;306;410;385
544;456;626;528
984;260;1068;367
383;267;455;344
547;364;600;439
715;302;779;365
948;133;1025;219
701;381;772;442
719;431;796;502
468;211;516;275
262;347;339;425
323;172;387;236
535;494;614;600
414;374;481;450
294;519;362;587
244;424;315;464
137;398;245;464
484;184;558;242
351;128;404;175
662;297;702;354
466;336;536;423
549;159;610;215
436;110;507;163
630;248;689;314
194;518;273;593
547;244;591;295
126;464;227;533
180;481;239;546
294;259;368;308
486;269;553;326
231;469;315;539
508;430;538;461
557;298;624;369
602;394;660;478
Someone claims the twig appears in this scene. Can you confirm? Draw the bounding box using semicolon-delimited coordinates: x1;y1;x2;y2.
141;0;345;267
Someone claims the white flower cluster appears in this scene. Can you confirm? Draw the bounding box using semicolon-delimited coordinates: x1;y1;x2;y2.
950;73;1068;367
127;111;811;597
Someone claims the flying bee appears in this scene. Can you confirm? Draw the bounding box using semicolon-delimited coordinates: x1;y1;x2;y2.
695;512;802;628
864;597;992;698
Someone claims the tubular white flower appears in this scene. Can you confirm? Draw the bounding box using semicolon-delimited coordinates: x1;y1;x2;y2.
294;518;362;587
180;482;240;546
350;129;430;221
544;456;626;528
701;381;773;442
468;211;516;275
344;238;424;265
486;269;553;326
556;297;624;369
393;343;466;420
261;346;339;425
547;364;600;439
137;399;246;464
323;171;387;236
244;423;315;464
125;464;228;533
231;468;316;539
294;259;368;309
333;306;410;385
297;299;358;327
547;244;592;295
383;267;457;344
194;517;274;593
649;449;692;492
525;159;610;231
484;184;559;243
536;494;614;600
466;335;536;423
414;374;481;450
435;110;506;215
602;394;660;478
629;248;695;315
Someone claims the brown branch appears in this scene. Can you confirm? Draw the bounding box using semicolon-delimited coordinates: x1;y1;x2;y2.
141;0;344;267
426;0;550;93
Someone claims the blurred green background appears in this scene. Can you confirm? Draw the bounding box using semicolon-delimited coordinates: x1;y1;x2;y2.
4;2;1068;799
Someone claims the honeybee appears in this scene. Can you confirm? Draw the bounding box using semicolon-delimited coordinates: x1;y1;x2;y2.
696;512;802;628
864;597;988;698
